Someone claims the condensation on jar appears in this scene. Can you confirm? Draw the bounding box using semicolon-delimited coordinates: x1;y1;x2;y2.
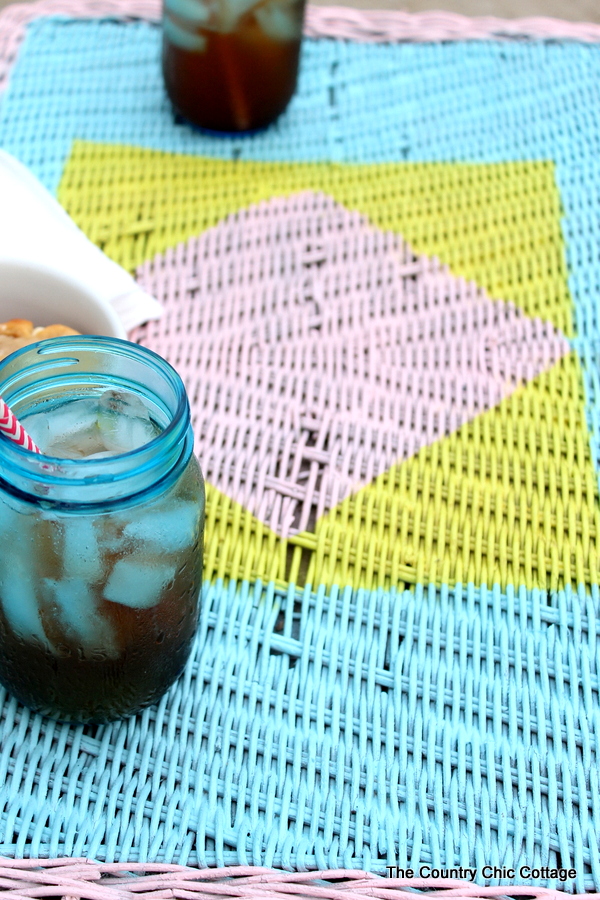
0;337;205;724
161;0;306;133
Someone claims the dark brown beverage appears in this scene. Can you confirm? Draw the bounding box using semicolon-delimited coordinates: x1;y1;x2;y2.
0;545;201;723
0;458;204;724
162;0;305;132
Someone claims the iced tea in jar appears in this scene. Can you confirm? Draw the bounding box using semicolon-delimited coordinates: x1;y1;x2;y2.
0;337;204;723
162;0;306;132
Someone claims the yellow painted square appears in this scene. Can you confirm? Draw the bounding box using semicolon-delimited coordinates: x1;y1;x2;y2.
57;142;599;591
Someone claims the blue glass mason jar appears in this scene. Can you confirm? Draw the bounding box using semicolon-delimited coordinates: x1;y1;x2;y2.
0;337;204;724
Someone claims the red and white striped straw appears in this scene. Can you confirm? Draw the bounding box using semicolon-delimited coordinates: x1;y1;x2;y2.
0;397;41;453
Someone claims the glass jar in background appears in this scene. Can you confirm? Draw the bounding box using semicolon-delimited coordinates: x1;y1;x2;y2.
162;0;306;133
0;337;205;724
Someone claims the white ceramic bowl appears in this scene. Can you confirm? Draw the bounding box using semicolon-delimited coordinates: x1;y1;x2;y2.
0;260;127;340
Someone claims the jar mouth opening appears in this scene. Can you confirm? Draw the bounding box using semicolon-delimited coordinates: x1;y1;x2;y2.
0;337;192;501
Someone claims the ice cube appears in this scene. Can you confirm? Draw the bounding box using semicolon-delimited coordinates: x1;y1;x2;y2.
61;518;104;583
163;15;207;51
0;581;47;644
121;501;200;552
98;390;151;420
96;390;159;453
0;496;27;538
42;577;118;657
24;398;105;458
19;410;50;449
23;393;159;458
254;0;300;40
0;503;50;645
104;559;177;609
215;0;263;32
165;0;211;23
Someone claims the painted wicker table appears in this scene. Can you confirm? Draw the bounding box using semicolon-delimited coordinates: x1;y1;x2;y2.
1;1;600;895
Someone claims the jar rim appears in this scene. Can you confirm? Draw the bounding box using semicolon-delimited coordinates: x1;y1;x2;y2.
0;336;192;504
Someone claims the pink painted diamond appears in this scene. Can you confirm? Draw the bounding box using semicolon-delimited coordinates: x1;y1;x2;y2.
133;191;570;538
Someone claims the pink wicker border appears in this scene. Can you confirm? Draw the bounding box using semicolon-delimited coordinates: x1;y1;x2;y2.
0;860;597;900
0;0;158;91
2;0;600;93
304;5;600;41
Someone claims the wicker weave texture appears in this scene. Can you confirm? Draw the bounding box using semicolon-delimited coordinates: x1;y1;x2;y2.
1;2;600;890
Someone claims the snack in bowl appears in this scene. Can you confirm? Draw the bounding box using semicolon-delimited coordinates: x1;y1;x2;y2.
0;318;80;361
